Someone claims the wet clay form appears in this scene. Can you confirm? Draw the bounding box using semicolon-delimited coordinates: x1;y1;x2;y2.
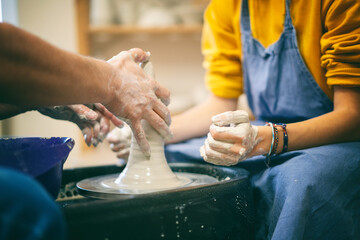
76;62;217;197
114;62;189;191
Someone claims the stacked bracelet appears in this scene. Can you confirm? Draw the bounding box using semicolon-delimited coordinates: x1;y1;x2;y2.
265;122;288;167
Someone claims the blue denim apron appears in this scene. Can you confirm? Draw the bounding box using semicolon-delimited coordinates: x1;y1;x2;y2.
166;0;360;239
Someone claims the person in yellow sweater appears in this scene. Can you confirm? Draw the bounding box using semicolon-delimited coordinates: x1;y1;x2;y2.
163;0;360;239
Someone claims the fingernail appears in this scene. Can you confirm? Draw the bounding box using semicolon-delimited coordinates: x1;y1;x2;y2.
116;121;124;128
98;133;105;142
91;138;98;147
144;150;151;158
83;134;91;147
164;132;174;142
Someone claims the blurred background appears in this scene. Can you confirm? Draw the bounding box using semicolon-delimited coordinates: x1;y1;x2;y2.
0;0;210;168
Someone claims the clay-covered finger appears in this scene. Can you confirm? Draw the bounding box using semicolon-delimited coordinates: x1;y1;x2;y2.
152;99;171;126
210;123;250;142
94;103;124;128
144;110;173;141
98;116;110;142
206;133;233;153
207;133;248;160
203;138;239;165
200;145;229;166
82;127;93;147
116;148;130;159
211;110;250;126
110;143;130;152
128;48;151;63
154;82;171;106
131;120;150;157
68;104;99;121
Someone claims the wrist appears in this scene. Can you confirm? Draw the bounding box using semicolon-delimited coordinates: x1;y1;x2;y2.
249;126;272;157
92;59;119;106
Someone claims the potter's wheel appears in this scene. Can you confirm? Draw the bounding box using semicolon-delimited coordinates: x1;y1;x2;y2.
60;163;255;240
77;171;218;198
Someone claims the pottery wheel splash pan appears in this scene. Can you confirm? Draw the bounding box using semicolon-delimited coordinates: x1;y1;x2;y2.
58;162;255;240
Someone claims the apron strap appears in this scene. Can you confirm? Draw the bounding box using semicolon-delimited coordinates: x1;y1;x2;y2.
240;0;251;33
284;0;294;30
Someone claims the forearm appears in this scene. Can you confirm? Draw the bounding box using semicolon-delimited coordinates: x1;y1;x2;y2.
253;86;360;156
169;94;238;143
0;23;112;108
0;104;26;120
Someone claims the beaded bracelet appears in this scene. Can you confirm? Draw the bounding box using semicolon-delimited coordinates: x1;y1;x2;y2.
272;126;279;155
275;123;288;153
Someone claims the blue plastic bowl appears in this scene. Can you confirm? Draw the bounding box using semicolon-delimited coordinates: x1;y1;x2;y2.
0;137;75;198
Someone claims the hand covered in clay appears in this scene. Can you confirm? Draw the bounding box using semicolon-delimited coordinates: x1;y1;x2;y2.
38;104;123;147
105;48;172;157
200;110;258;166
106;123;132;160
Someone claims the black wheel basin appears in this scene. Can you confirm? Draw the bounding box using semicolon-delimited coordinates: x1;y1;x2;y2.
58;162;255;240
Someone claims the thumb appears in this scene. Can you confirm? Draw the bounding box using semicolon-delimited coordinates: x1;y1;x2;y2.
211;110;250;126
128;48;151;63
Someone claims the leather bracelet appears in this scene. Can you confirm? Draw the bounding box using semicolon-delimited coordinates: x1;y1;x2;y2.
276;123;288;153
272;126;279;155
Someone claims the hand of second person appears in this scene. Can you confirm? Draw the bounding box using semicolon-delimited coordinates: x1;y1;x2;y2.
106;123;132;161
38;104;122;147
105;48;172;157
200;110;259;166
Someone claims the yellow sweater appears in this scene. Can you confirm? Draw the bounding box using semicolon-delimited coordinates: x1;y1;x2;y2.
202;0;360;100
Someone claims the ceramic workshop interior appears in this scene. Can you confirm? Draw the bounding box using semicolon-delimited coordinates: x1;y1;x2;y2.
1;0;255;239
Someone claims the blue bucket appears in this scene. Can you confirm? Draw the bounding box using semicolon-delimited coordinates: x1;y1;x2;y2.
0;137;75;198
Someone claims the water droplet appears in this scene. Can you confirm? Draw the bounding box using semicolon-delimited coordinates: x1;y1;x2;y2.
176;221;179;224
201;225;204;229
160;233;165;238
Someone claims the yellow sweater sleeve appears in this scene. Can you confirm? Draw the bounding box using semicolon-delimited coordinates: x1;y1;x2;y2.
320;0;360;87
202;0;243;99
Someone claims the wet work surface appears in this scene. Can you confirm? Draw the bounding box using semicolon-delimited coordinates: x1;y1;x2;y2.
57;162;255;240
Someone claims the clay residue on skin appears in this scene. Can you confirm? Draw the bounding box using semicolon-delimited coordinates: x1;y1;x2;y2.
113;61;185;191
200;110;260;166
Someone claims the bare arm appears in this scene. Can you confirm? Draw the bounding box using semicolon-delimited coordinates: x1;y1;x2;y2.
0;23;172;155
169;94;238;143
284;86;360;150
252;86;360;156
0;22;112;107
